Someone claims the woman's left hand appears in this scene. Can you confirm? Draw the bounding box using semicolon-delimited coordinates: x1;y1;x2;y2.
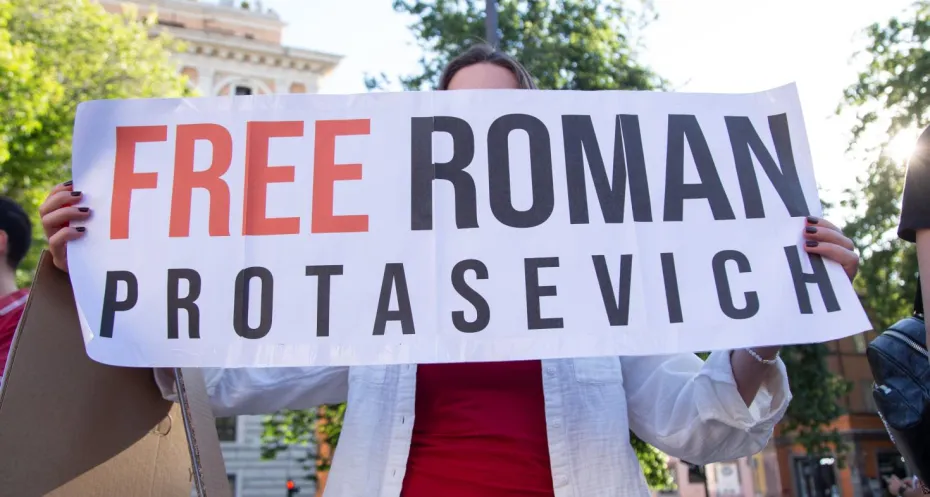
802;216;859;282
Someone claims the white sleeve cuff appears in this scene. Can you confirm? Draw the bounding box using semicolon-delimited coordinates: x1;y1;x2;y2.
152;368;179;402
694;350;791;432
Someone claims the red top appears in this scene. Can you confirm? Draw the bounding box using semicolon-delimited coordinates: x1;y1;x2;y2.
0;289;28;376
401;360;555;497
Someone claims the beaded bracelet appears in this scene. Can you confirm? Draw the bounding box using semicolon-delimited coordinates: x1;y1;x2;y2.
743;348;779;365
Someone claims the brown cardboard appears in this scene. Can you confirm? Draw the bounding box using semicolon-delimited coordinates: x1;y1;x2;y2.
0;251;230;496
174;367;232;497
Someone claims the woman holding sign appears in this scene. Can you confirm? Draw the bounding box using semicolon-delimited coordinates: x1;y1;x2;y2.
42;45;860;497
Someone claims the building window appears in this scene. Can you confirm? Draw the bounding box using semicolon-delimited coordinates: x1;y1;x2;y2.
877;452;908;493
793;456;838;497
216;417;237;442
157;19;185;28
714;462;742;495
234;85;253;96
227;474;237;497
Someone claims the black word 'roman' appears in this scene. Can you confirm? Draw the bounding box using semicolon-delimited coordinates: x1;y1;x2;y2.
233;267;274;339
411;112;806;229
100;270;139;338
711;250;760;320
167;268;202;339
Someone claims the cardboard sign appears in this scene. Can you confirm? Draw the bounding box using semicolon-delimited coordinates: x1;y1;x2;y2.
0;252;230;497
68;85;870;368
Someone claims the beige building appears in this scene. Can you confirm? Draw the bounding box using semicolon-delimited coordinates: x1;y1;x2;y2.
654;448;783;497
97;1;341;496
100;0;340;97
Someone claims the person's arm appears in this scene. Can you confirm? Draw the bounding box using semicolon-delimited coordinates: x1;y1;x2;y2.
621;352;791;465
731;347;781;404
153;366;350;416
918;229;930;346
724;215;860;404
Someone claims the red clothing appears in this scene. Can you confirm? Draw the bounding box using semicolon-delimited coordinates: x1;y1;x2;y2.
0;288;28;376
401;361;555;497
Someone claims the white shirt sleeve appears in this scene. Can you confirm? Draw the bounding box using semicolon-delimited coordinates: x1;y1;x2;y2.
153;367;350;417
621;351;791;465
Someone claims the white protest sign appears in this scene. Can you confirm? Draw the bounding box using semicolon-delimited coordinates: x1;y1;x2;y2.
69;85;870;368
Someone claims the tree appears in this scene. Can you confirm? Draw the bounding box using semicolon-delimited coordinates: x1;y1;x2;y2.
841;2;925;351
370;0;665;92
842;1;930;143
0;0;189;286
841;157;917;332
772;1;930;466
819;0;929;466
262;405;345;487
747;0;930;469
778;346;852;460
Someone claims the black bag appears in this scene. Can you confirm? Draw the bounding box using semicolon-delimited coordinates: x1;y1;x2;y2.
867;280;930;483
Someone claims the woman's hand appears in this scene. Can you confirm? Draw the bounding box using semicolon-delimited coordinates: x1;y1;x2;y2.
888;475;906;496
802;216;859;282
39;181;90;273
733;215;859;404
887;475;917;497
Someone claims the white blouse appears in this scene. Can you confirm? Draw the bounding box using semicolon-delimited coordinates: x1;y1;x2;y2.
156;351;791;497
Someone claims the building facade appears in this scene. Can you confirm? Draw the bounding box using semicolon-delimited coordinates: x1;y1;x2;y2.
657;443;783;497
773;331;903;497
96;1;341;495
214;415;316;497
100;0;340;99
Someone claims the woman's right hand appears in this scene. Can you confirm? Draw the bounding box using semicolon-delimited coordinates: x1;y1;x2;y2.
39;181;90;273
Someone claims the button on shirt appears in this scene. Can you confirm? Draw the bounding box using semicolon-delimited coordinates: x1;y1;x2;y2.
156;352;790;497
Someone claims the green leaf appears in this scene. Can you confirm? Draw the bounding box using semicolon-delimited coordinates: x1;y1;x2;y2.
1;0;190;287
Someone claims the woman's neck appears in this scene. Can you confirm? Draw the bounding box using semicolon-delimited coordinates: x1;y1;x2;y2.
0;267;18;297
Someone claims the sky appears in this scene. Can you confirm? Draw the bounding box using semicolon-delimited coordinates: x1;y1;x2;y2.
254;0;919;208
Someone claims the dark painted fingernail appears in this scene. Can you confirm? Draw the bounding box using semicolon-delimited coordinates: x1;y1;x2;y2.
78;207;89;213
63;180;73;187
71;191;82;197
806;240;818;247
75;226;86;233
805;226;817;234
806;216;819;224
